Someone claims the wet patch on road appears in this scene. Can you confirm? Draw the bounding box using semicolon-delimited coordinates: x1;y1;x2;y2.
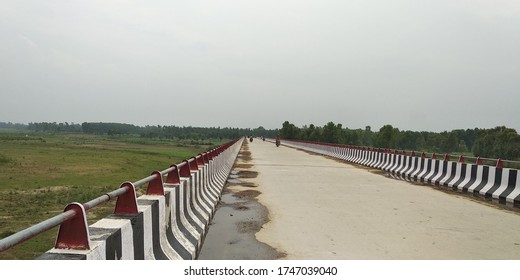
236;170;258;178
233;190;261;199
234;163;253;169
237;220;263;233
227;182;257;188
198;141;286;260
237;145;252;162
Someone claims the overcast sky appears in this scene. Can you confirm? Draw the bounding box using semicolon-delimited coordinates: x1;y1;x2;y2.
1;0;519;132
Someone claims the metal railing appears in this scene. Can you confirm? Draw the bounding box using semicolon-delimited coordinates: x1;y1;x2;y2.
0;139;239;253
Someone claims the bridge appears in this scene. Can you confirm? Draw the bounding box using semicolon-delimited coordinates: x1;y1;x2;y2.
1;137;520;259
201;139;520;259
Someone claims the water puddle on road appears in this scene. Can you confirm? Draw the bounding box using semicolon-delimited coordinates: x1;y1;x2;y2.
198;141;286;260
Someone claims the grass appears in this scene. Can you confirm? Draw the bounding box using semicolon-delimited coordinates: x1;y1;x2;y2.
0;131;223;259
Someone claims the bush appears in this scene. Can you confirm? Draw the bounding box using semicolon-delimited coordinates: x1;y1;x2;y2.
0;154;12;165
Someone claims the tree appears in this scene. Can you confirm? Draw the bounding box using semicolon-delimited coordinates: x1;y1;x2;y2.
280;121;299;139
321;122;338;143
374;125;399;148
438;131;459;153
472;126;520;159
253;126;266;137
492;127;520;159
307;124;321;141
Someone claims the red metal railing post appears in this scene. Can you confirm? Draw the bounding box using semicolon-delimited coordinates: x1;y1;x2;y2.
189;157;199;171
54;203;90;250
114;182;138;215
166;164;181;184
146;171;164;196
179;160;191;177
196;154;204;166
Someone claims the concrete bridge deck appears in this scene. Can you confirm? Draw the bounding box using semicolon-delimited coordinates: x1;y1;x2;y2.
200;139;520;259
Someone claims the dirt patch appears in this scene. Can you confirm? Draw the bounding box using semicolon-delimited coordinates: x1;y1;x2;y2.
273;251;287;259
236;141;252;161
234;204;250;211
367;168;390;176
233;190;261;199
234;163;253;169
238;151;252;162
227;182;257;188
237;220;264;233
221;188;231;195
237;170;258;178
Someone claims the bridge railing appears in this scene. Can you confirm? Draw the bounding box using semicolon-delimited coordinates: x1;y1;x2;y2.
274;138;520;209
0;137;243;259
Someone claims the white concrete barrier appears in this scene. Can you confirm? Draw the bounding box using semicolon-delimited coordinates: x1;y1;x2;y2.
279;139;520;210
37;138;243;260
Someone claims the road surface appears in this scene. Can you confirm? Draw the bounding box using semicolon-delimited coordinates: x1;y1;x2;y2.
199;139;520;259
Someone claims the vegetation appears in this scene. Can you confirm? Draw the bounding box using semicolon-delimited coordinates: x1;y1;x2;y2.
0;131;223;259
0;122;278;139
280;121;520;161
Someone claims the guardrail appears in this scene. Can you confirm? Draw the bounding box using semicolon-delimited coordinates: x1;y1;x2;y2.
274;138;520;209
0;137;243;259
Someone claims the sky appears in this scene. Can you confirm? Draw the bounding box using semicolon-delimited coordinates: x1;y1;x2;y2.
1;0;519;132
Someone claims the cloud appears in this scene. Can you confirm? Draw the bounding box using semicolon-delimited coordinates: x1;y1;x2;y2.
0;0;519;132
17;34;39;49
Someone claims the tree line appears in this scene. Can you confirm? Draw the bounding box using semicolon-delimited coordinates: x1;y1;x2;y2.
3;121;519;160
1;122;277;141
279;121;520;160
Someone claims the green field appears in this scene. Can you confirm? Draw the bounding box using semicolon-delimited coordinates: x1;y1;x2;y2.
0;131;222;259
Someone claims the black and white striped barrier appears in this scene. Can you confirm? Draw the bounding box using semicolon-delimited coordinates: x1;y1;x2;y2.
37;138;243;260
279;139;520;209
